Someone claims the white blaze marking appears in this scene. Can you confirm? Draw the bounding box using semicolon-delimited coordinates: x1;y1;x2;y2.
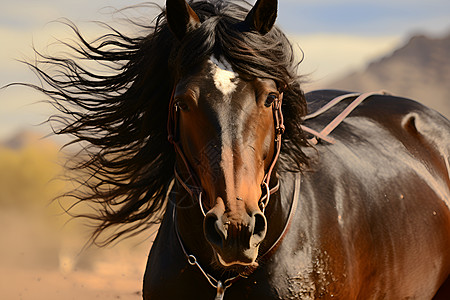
209;55;238;97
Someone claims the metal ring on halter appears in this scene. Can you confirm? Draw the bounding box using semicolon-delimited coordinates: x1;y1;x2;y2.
198;192;207;216
260;182;271;212
187;255;197;265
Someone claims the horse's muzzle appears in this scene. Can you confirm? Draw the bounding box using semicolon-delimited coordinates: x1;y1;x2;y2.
203;208;267;266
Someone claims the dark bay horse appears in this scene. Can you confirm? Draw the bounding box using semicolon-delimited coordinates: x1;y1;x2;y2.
26;0;450;298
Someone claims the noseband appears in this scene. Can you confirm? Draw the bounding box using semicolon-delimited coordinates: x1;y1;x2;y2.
167;86;285;214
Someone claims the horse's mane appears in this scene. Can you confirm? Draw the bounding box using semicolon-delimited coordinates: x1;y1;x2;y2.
26;0;308;244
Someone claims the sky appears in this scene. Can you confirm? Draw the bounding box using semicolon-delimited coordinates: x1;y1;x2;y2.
0;0;449;139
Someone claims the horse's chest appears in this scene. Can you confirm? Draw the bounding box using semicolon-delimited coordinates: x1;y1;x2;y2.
264;241;345;299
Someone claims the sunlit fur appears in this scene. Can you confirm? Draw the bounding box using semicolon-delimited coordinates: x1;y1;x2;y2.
21;0;309;245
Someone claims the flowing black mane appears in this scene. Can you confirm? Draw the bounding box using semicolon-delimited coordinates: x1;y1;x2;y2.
27;0;308;244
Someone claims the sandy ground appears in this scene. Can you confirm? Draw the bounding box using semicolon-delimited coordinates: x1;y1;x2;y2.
0;210;155;300
1;266;143;300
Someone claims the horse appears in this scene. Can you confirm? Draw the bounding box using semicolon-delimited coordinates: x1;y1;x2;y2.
25;0;450;298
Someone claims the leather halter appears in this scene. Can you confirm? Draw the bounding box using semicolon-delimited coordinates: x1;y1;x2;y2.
166;83;286;299
167;86;285;214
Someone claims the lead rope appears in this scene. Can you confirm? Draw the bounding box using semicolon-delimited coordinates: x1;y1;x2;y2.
301;90;390;145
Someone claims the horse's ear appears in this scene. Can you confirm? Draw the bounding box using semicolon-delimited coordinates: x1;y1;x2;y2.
166;0;201;40
244;0;278;35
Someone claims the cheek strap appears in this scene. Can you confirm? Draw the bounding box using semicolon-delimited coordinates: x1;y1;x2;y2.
259;92;284;212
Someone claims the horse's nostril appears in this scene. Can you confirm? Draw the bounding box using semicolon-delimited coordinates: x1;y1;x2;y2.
204;213;225;248
251;212;267;245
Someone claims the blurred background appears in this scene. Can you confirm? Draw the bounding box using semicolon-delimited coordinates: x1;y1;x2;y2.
0;0;449;299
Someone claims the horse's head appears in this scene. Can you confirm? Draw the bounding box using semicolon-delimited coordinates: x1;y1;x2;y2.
166;0;283;267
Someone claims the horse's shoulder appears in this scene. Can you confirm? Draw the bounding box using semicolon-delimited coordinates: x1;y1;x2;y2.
296;92;450;300
301;90;450;202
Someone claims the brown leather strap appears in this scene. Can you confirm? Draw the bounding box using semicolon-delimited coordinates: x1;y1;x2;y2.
260;172;300;258
167;88;202;199
301;90;390;145
260;92;285;211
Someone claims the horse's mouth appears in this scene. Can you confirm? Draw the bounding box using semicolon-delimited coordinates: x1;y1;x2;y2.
217;253;258;267
214;252;259;276
216;254;259;277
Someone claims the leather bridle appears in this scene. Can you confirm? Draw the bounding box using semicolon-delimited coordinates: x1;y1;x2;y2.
167;85;285;215
165;83;287;299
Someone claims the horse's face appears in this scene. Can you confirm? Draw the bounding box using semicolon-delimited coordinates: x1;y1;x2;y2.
173;57;280;266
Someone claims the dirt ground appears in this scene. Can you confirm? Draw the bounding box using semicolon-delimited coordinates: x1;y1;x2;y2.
0;210;155;300
1;265;144;300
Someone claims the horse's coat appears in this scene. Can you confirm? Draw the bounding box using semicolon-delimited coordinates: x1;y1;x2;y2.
144;90;450;299
23;0;450;298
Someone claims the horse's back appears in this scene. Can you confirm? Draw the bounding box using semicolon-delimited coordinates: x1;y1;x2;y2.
288;90;450;299
304;89;450;188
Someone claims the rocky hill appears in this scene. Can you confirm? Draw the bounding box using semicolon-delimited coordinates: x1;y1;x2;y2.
329;32;450;118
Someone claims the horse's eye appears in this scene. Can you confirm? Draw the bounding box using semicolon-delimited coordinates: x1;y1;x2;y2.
264;94;278;107
174;99;189;111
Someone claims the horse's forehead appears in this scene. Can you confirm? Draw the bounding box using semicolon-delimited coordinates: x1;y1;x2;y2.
207;55;239;98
